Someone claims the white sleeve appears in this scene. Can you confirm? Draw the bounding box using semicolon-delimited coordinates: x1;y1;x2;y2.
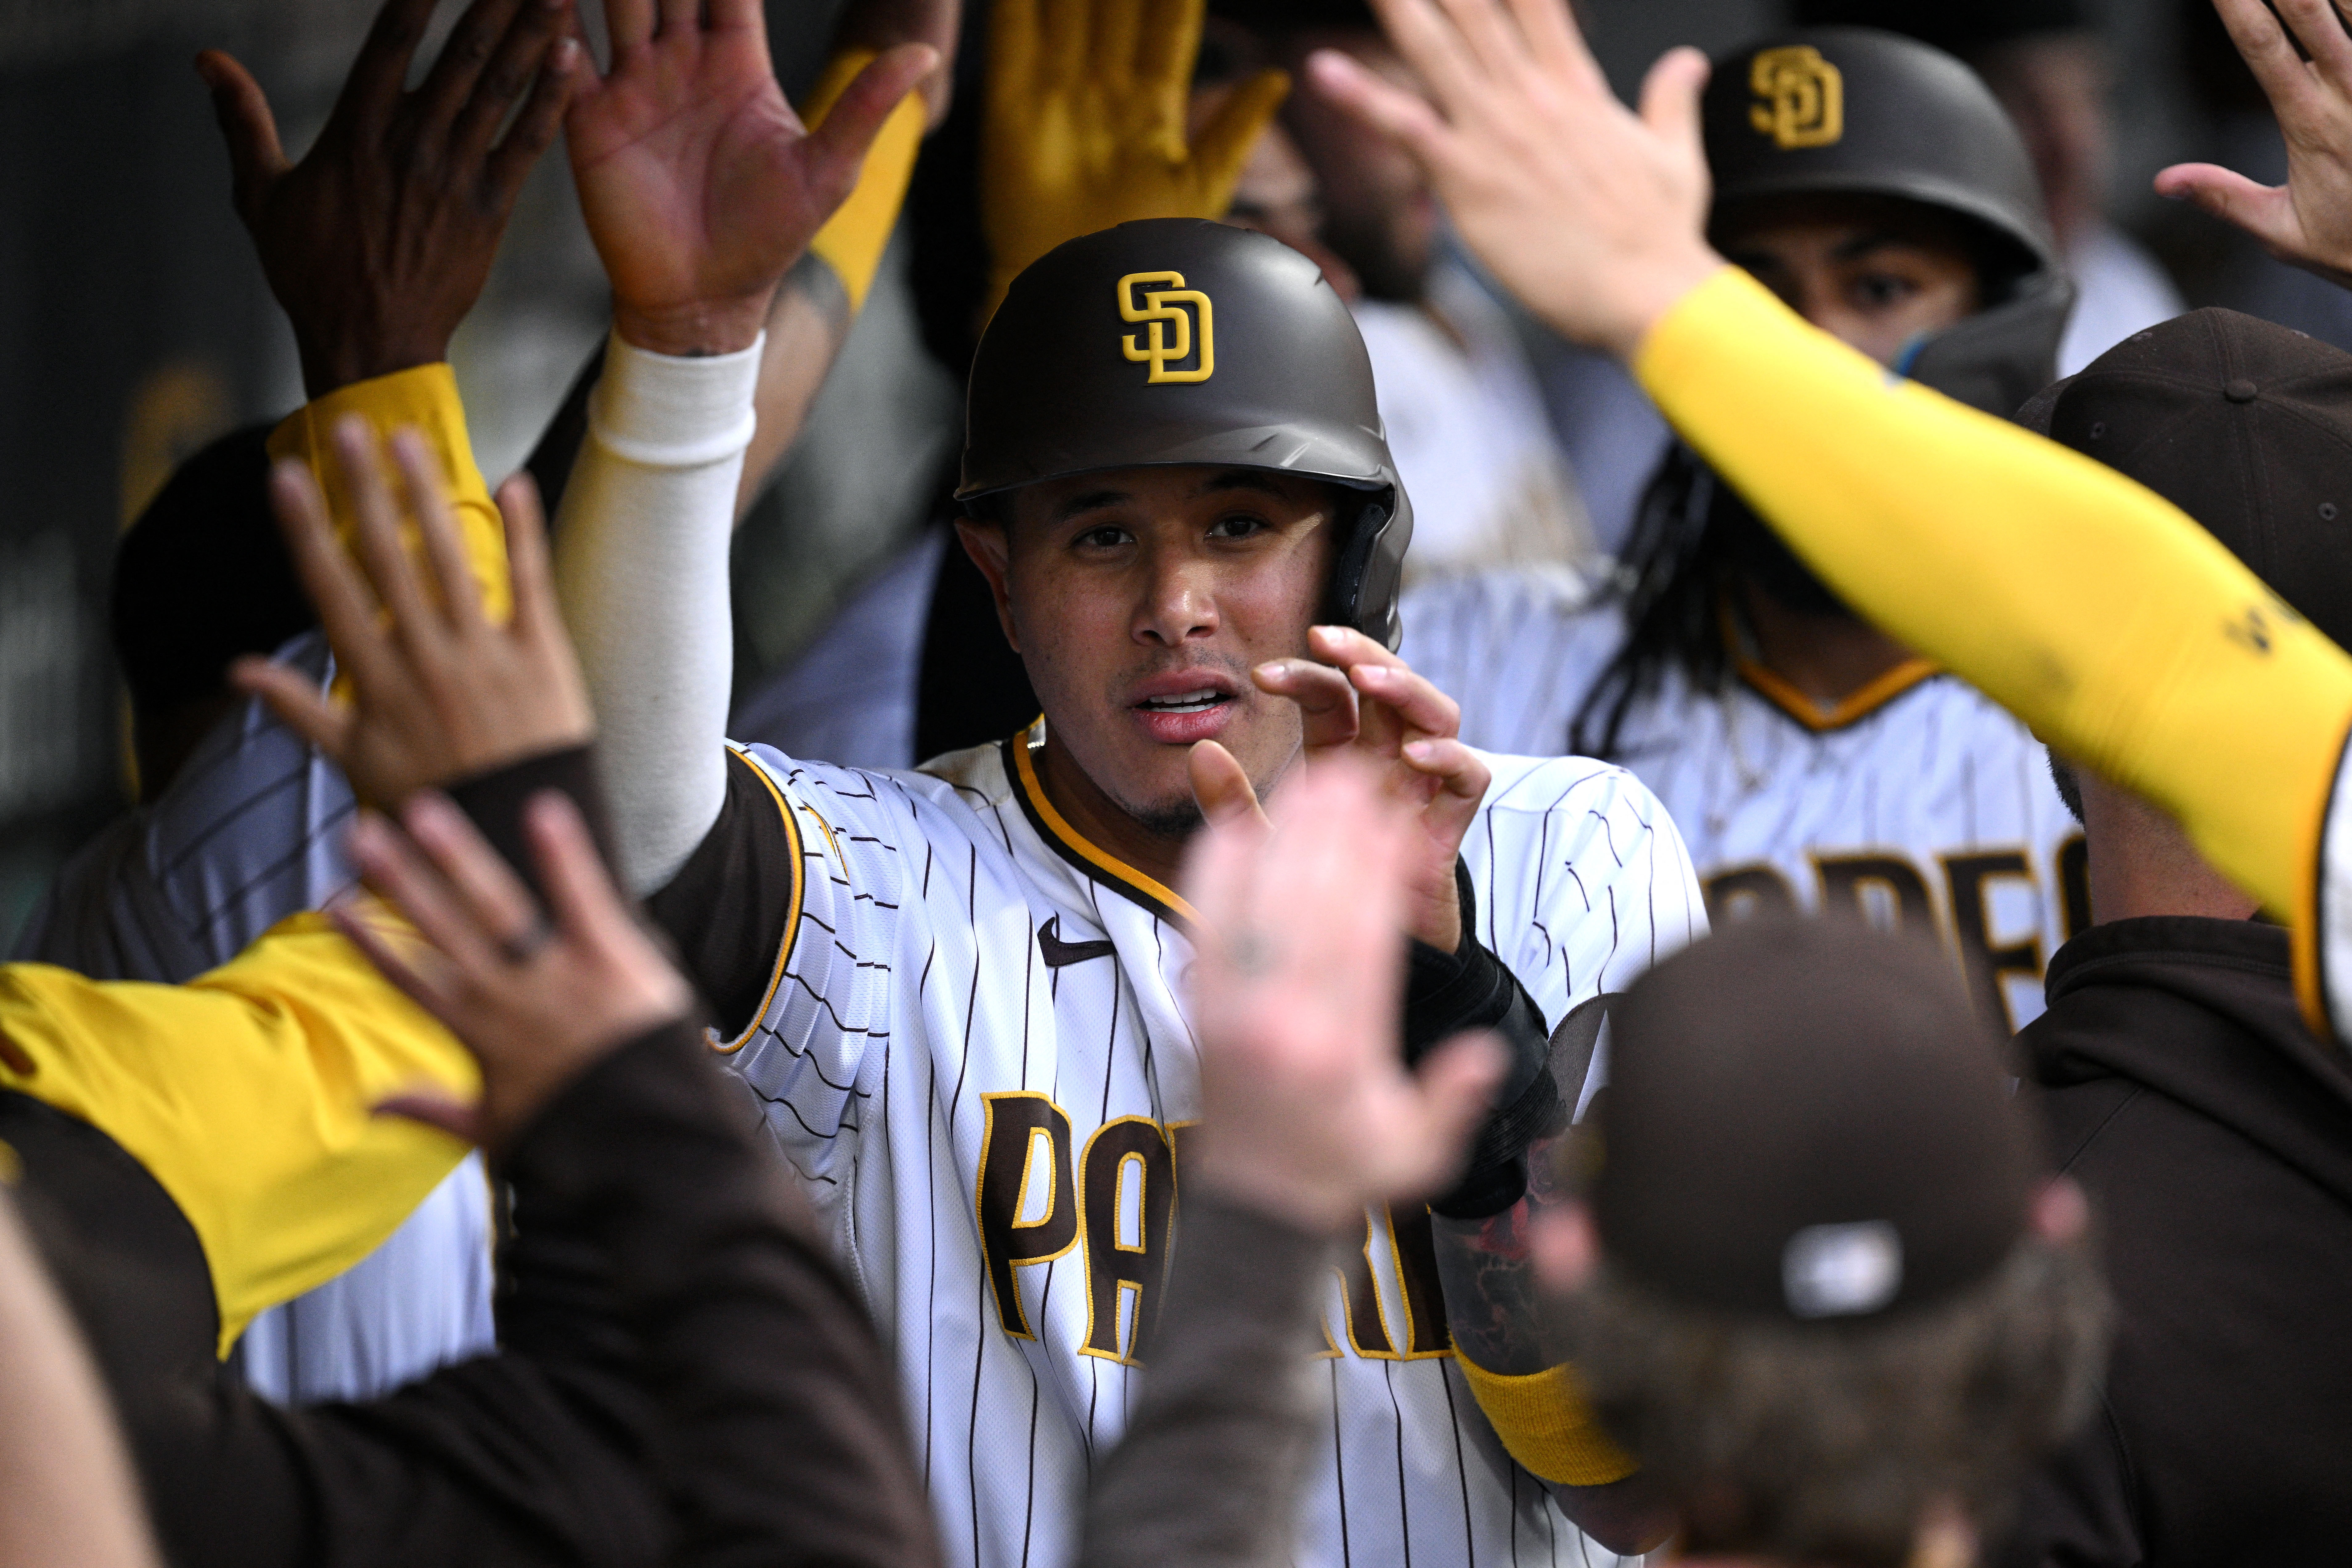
553;331;762;894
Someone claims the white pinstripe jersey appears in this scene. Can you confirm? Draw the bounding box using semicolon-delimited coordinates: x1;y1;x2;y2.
721;721;1704;1568
1401;569;2089;1032
10;629;496;1403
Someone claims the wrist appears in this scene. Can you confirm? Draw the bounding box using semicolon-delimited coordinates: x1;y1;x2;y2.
1592;251;1727;364
612;292;775;358
1189;1136;1365;1235
296;333;451;401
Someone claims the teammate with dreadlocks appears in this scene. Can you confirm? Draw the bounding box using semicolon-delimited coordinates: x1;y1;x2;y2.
1403;27;2089;1031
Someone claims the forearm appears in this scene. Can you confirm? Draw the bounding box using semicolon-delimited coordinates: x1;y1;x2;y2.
505;1018;940;1568
1634;267;2352;927
552;333;761;893
1079;1187;1332;1568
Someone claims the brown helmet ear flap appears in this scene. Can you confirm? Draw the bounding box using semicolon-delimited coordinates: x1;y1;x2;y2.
1323;492;1412;650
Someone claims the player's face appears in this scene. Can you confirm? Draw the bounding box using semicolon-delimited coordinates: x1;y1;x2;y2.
1717;194;1984;366
976;465;1339;834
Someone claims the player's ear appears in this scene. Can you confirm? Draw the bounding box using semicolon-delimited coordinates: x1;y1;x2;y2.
954;515;1022;655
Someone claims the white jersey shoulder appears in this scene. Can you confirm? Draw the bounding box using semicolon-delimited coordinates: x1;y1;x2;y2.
1402;569;2088;1031
11;628;494;1403
721;725;1701;1568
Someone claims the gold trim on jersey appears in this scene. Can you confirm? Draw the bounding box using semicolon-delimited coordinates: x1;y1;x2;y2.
1006;721;1201;927
711;746;806;1056
1720;598;1942;733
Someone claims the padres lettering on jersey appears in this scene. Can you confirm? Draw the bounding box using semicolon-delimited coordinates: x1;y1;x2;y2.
1402;569;2086;1031
714;722;1703;1568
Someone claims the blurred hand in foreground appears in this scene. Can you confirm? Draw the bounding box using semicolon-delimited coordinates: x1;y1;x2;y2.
981;0;1289;314
1305;0;1717;359
568;0;935;356
199;0;580;397
2157;0;2352;289
1180;756;1501;1233
233;419;592;806
341;790;692;1150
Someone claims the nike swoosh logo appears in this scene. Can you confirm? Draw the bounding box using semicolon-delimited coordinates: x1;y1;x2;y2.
1038;915;1117;969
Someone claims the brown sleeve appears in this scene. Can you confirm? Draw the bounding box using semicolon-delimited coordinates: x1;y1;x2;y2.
644;750;805;1040
1078;1189;1334;1568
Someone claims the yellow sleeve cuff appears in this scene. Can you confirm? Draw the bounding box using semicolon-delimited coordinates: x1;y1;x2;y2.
267;363;511;625
1457;1354;1639;1487
0;914;478;1357
1634;266;2352;944
803;49;926;315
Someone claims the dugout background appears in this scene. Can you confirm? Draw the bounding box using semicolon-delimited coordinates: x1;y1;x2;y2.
0;0;2303;945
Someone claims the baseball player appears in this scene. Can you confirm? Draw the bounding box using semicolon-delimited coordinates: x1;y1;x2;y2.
1321;0;2352;1043
14;0;937;1403
301;213;1705;1563
1399;28;2086;1032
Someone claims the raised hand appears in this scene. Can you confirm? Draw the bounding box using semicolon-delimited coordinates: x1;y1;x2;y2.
198;0;580;397
1181;757;1501;1233
567;0;936;357
340;789;693;1150
981;0;1290;312
1306;0;1717;359
1191;625;1488;953
2155;0;2352;288
232;420;592;806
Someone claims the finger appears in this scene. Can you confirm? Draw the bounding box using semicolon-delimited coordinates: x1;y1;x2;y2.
403;791;546;953
2212;0;2327;113
345;804;507;977
330;877;455;1012
450;0;575;166
339;0;440;130
522;791;640;955
496;471;558;638
657;0;700;38
1360;0;1485;121
1430;0;1537;85
989;0;1040;97
1401;735;1493;839
487;31;582;199
802;43;938;210
232;655;357;760
371;1091;488;1145
1401;1031;1509;1190
389;429;488;632
2273;0;2352;84
606;0;655;53
1102;0;1152;86
195;51;289;225
1041;0;1092;85
1133;0;1203;99
2154;163;2301;250
1253;657;1362;749
1503;0;1605;91
1186;741;1272;832
1340;659;1461;743
705;0;770;35
332;418;446;657
411;0;535;144
1191;68;1292;201
1305;46;1462;174
1639;45;1712;168
263;459;402;695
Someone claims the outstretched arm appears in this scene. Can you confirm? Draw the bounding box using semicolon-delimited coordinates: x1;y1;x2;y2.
550;0;932;891
1317;0;2352;1037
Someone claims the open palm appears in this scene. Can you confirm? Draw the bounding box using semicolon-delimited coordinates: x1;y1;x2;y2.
569;0;933;354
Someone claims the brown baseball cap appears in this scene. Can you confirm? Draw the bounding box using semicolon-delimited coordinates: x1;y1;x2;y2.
1593;919;2039;1321
2018;308;2352;651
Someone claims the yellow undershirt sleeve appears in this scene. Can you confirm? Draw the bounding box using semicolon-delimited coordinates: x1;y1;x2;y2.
0;913;478;1358
1634;267;2352;1024
1457;1355;1639;1487
267;362;511;625
802;49;927;316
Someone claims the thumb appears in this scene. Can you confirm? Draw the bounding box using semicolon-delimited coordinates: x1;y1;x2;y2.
1638;46;1710;168
1188;740;1272;833
1191;68;1292;211
373;1091;487;1146
1404;1031;1509;1194
196;49;288;224
804;43;938;207
2155;162;2297;248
